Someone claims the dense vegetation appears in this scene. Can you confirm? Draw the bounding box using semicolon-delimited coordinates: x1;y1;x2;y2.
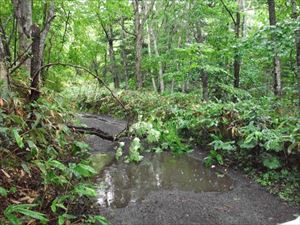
0;0;300;224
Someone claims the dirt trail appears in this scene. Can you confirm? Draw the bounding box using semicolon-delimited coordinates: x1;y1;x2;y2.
78;113;299;225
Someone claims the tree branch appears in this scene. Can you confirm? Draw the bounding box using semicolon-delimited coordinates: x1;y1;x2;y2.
118;19;135;37
219;0;237;25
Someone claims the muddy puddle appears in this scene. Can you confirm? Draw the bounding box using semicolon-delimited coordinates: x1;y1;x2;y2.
95;152;234;208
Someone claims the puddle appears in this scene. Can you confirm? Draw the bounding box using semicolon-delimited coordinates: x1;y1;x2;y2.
95;152;234;208
90;153;114;173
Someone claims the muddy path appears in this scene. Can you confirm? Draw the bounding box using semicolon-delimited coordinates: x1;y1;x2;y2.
77;113;299;225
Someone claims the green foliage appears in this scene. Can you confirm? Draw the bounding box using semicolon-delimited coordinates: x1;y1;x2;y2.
0;187;8;197
0;94;107;224
4;204;48;225
125;137;143;163
81;89;300;203
115;142;125;160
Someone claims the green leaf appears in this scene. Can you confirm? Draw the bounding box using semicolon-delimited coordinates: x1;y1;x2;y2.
47;160;67;171
4;204;48;224
73;164;96;177
58;214;76;225
0;186;8;197
74;184;96;197
26;140;39;156
12;129;24;149
51;195;69;213
93;215;109;225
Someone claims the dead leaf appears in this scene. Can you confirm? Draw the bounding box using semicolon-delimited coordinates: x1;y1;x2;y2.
19;196;35;204
10;199;21;204
0;98;4;107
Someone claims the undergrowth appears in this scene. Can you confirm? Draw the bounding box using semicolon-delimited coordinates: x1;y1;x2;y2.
0;93;108;225
68;85;300;204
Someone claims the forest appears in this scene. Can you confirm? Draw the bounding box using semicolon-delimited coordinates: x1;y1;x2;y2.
0;0;300;224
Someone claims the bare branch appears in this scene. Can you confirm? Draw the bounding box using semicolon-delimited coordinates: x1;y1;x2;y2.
118;19;136;37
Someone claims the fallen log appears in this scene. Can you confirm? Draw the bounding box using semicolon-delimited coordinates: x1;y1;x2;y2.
68;125;115;141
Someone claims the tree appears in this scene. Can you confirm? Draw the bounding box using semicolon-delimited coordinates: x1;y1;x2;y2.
220;0;243;88
291;0;300;107
12;0;32;70
11;0;55;101
132;0;154;89
0;36;9;97
267;0;282;96
101;23;120;89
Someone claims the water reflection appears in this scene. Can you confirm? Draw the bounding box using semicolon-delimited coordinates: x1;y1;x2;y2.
96;152;233;208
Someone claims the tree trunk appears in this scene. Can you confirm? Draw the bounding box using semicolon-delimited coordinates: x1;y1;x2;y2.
121;19;129;89
135;25;143;89
171;79;175;93
291;0;300;107
268;0;282;96
146;23;157;92
151;28;164;93
133;0;154;89
0;37;9;97
108;37;119;88
296;32;300;107
29;25;41;102
0;21;11;63
12;0;32;71
240;0;246;37
133;0;143;89
233;0;242;88
202;71;208;101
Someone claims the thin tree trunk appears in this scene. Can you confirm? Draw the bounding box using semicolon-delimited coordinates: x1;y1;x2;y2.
103;51;107;82
121;19;129;89
291;0;300;107
12;0;32;71
133;0;143;89
151;27;164;93
108;39;119;89
0;20;11;63
0;37;9;97
241;0;246;37
233;0;242;88
297;33;300;107
268;0;282;96
171;79;175;93
202;71;208;101
133;0;155;89
100;22;119;89
146;24;157;92
29;25;42;102
195;26;209;100
135;26;143;89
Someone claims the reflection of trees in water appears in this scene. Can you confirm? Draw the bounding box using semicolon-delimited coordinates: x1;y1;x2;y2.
97;153;233;208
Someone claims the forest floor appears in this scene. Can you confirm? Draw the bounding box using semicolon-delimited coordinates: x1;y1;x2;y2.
79;113;300;225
